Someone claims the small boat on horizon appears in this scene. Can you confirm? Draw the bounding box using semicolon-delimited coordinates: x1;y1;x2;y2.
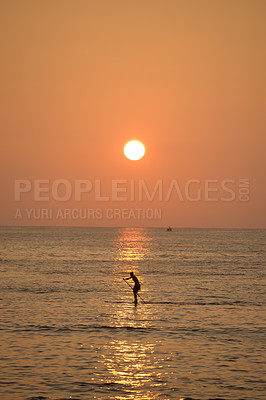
166;226;172;231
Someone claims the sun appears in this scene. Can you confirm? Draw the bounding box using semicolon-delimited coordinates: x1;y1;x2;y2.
124;140;145;161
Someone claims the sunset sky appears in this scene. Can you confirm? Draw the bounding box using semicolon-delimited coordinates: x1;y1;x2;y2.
1;0;265;228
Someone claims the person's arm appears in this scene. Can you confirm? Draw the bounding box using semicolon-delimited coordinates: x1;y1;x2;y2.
123;276;131;280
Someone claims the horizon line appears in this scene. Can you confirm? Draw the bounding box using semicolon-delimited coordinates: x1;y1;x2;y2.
0;225;265;230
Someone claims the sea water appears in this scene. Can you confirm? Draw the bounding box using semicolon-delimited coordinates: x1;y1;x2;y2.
0;227;265;400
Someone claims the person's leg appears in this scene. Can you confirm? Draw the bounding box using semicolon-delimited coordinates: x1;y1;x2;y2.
133;288;138;305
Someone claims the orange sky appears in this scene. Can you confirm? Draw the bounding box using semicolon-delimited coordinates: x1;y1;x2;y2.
1;0;265;228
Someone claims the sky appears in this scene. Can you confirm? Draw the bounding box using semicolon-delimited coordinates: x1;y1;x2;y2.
1;0;265;228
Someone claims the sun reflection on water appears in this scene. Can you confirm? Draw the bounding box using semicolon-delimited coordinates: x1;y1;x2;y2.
115;228;152;263
97;339;166;399
93;229;167;398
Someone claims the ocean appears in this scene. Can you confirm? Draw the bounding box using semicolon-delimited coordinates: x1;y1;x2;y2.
0;227;265;400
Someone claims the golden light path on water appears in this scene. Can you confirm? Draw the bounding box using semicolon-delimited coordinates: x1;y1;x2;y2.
95;336;176;399
94;229;174;399
99;340;164;399
116;228;152;262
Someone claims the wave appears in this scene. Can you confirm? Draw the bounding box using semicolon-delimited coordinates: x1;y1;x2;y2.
8;323;158;333
26;397;229;400
5;322;265;338
0;287;106;294
108;300;262;307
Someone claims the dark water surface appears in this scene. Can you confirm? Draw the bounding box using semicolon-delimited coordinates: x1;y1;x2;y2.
0;227;265;399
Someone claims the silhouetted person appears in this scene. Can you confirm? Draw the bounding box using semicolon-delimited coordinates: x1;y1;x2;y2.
124;272;140;305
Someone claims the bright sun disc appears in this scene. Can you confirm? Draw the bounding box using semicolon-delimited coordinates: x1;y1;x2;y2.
124;140;145;161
